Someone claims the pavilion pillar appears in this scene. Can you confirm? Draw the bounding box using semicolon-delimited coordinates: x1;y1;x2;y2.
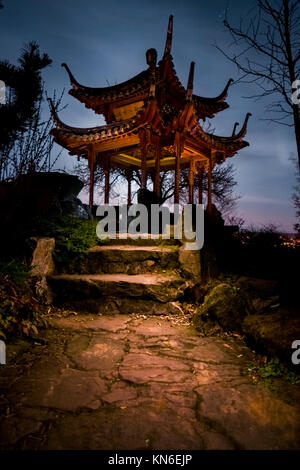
139;129;149;190
174;132;184;204
197;166;204;205
188;159;195;204
141;155;147;189
154;137;161;198
104;157;110;204
88;145;96;208
207;152;214;213
125;169;132;205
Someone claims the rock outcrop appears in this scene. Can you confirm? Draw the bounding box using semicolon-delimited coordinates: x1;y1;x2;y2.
0;172;91;224
28;237;55;304
193;282;249;332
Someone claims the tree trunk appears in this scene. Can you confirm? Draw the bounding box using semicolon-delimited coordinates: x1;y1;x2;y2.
283;0;300;175
292;103;300;175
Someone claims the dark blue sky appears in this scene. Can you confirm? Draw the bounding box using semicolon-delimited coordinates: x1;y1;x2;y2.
1;0;298;231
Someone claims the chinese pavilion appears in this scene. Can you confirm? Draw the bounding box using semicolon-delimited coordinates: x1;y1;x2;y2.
49;15;250;211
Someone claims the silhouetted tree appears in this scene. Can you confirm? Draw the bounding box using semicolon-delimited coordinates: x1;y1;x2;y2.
0;90;64;180
217;0;300;174
0;42;51;154
292;156;300;233
73;161;239;217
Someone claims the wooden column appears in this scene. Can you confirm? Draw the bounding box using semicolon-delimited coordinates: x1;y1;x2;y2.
139;129;149;189
188;159;195;204
197;166;204;205
88;145;96;208
154;137;161;198
125;169;132;205
174;132;184;204
104;157;110;204
207;152;214;213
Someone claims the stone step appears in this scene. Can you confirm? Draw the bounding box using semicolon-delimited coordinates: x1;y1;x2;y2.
48;273;187;314
101;233;181;247
77;245;179;274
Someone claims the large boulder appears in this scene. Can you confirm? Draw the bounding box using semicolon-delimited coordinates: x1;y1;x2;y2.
28;237;55;305
193;282;249;332
178;245;201;280
136;188;165;234
0;172;90;224
137;188;162;207
242;307;300;363
235;276;280;314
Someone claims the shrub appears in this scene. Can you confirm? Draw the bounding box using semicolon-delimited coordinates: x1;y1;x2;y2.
0;276;46;339
248;358;299;385
31;215;100;271
0;259;31;285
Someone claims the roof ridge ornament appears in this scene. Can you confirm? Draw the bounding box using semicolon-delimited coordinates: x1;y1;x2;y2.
163;15;174;57
232;121;239;137
149;68;156;98
186;61;195;101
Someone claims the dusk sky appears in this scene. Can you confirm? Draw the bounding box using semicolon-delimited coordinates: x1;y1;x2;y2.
1;0;299;231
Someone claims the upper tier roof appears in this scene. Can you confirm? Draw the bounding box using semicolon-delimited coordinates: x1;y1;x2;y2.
61;15;233;121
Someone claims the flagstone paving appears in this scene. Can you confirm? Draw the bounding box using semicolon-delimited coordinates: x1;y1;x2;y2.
0;312;299;450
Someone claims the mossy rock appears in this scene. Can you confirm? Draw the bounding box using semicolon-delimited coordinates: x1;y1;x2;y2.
193;282;248;332
242;307;300;363
235;277;279;299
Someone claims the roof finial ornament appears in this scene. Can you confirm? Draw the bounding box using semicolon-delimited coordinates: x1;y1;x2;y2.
163;15;174;57
146;48;157;68
186;61;195;101
232;122;239;136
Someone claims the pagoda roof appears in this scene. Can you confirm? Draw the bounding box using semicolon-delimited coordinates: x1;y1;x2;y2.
48;97;164;155
50;15;251;170
62;63;152;115
49;97;250;162
61;15;233;121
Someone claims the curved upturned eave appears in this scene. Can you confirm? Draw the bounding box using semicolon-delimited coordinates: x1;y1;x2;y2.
49;98;165;151
192;113;251;154
193;78;234;104
192;78;233;119
62;62;152;99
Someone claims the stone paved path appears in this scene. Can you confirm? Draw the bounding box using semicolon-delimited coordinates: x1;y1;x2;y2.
0;313;299;450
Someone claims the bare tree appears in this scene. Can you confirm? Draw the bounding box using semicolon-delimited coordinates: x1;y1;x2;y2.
217;0;300;173
291;154;300;232
179;163;240;216
74;161;239;218
73;161;124;202
0;90;64;181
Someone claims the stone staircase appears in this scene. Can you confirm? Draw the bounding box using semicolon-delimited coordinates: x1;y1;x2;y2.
47;235;189;315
